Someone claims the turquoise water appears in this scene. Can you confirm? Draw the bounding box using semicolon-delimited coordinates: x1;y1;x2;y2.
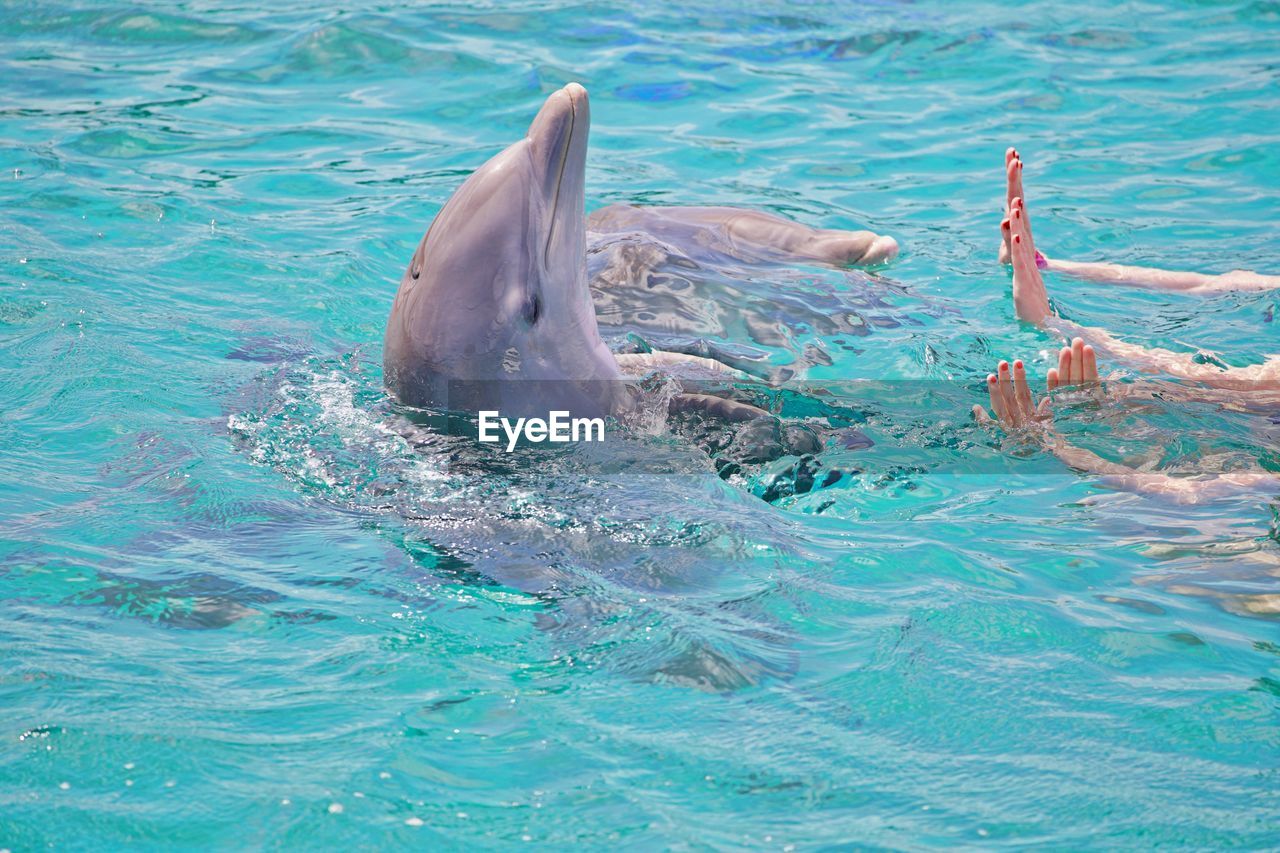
3;0;1280;847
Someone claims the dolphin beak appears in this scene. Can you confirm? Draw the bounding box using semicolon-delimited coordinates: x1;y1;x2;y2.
526;83;589;272
526;82;588;205
862;234;899;264
527;82;588;170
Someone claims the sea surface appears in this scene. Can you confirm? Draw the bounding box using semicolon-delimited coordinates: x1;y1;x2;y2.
2;0;1279;847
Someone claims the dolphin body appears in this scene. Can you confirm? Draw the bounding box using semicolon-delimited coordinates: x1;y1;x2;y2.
384;83;899;419
383;83;627;419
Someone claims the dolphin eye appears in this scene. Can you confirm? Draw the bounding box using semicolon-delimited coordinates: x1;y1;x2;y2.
523;293;541;325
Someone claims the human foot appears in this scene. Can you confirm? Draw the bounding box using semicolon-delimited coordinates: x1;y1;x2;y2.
971;349;1273;501
998;150;1047;268
1005;147;1025;210
973;358;1051;429
1048;337;1099;389
998;148;1023;264
972;338;1102;429
1009;197;1052;324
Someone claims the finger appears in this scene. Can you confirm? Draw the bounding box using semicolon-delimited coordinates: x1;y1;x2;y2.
1036;396;1053;419
972;404;993;425
1057;347;1072;385
1071;337;1086;384
987;374;1009;424
1013;359;1034;418
1046;367;1060;391
997;360;1022;426
1082;344;1098;382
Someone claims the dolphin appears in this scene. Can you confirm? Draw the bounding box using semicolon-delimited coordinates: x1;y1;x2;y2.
384;83;900;421
587;203;898;268
383;82;627;418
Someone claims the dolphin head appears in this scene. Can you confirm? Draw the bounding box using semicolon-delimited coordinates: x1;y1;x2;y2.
383;83;623;416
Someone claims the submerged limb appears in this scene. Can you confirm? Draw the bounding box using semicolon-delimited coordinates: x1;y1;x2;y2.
1042;258;1280;294
973;351;1277;503
1052;319;1280;391
1055;443;1277;502
1003;189;1280;390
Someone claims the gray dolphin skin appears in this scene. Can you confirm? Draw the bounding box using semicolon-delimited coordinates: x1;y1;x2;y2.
384;83;900;419
587;204;898;267
383;83;626;418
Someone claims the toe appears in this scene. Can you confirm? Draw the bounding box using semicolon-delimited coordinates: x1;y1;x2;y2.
997;361;1021;425
987;374;1007;423
1082;344;1098;382
1013;360;1034;416
1070;338;1086;383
